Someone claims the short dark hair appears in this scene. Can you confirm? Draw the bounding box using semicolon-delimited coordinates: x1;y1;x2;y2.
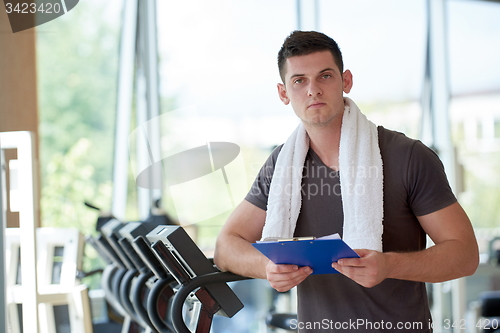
277;31;344;82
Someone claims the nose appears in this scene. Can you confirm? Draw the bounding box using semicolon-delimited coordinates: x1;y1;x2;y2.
307;82;322;97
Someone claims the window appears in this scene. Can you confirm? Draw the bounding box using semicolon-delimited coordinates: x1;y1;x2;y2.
448;0;500;229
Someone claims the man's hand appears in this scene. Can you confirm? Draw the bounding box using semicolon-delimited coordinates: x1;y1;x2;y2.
332;249;390;288
266;261;313;292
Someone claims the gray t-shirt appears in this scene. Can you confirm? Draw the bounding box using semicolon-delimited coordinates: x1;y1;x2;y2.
245;126;457;332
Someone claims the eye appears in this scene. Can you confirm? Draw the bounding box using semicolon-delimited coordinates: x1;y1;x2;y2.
293;78;304;84
321;74;332;79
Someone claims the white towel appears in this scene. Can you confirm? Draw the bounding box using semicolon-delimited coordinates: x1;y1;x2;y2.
261;97;384;251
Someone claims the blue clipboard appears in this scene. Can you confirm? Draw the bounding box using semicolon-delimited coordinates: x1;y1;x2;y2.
252;238;359;275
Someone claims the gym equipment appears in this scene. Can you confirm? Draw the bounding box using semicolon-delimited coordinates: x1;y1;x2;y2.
479;291;500;332
94;221;298;333
1;131;39;333
93;226;129;322
118;220;173;332
5;228;92;333
145;225;249;333
132;235;176;333
97;219;165;333
265;288;297;332
98;220;145;332
266;313;298;332
93;217;178;333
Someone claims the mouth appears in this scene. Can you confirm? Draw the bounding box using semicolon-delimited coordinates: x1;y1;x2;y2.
308;102;326;109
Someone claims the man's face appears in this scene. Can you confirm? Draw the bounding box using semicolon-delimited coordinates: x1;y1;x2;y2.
277;51;352;128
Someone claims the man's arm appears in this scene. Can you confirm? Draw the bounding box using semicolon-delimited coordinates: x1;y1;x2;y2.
214;200;312;291
332;202;479;288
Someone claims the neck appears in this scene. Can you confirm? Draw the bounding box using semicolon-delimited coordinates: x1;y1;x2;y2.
304;115;342;171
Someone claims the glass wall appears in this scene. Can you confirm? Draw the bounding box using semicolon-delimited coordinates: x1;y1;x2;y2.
447;0;500;232
156;0;299;249
37;0;122;287
319;0;427;140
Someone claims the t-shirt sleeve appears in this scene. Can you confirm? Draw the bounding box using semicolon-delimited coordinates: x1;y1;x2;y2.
406;140;457;216
244;145;282;211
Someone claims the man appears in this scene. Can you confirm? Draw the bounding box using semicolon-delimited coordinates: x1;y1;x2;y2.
214;31;478;332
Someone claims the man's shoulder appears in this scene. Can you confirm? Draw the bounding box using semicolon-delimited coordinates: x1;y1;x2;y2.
376;126;431;171
271;144;284;156
264;144;284;166
377;126;419;150
376;125;448;189
377;126;438;160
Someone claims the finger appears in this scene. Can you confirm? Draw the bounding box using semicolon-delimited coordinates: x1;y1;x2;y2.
332;262;363;277
271;280;296;292
282;269;311;285
332;262;348;274
266;261;299;273
296;266;313;276
268;266;312;281
269;267;312;292
267;266;312;284
272;264;300;273
336;257;365;267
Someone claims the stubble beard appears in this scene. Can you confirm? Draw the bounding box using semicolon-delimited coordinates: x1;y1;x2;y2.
302;107;344;129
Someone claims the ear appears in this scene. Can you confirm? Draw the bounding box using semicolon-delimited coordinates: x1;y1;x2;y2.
342;70;353;94
277;83;290;105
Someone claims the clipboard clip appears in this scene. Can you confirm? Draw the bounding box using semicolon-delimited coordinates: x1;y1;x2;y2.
263;236;316;242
